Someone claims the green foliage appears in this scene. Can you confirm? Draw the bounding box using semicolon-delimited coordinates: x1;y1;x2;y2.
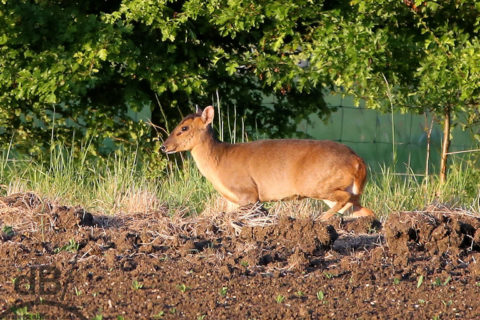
54;238;80;253
316;290;325;301
275;294;285;303
2;225;14;238
0;0;330;160
132;279;144;290
219;286;228;297
177;283;190;293
417;275;424;288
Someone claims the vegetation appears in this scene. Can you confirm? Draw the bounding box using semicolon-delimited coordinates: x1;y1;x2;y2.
0;1;479;215
1;1;479;178
0;142;479;216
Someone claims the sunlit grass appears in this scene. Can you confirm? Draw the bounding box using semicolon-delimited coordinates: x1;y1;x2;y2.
0;143;478;218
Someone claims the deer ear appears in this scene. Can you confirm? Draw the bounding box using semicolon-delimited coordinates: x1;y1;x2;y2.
201;106;214;125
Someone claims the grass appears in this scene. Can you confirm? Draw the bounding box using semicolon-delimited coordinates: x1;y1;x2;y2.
0;140;479;218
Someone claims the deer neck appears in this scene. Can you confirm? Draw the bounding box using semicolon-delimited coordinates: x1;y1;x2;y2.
190;129;226;179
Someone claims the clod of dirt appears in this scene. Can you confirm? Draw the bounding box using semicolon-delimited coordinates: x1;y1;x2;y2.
336;216;382;234
50;206;94;230
385;211;480;264
239;216;337;249
0;192;42;210
333;234;384;253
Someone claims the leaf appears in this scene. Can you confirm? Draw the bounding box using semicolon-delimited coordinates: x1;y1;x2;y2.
98;48;108;61
417;275;424;288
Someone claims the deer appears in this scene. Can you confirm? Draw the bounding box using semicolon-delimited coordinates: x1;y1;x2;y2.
160;106;374;221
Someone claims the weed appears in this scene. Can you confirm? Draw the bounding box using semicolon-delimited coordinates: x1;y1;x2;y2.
219;287;228;297
177;283;190;293
441;300;453;307
54;239;79;254
433;278;443;286
240;260;249;267
295;290;304;297
393;278;400;285
132;280;144;290
198;315;206;320
11;306;42;319
275;294;285;304
417;275;424;288
92;315;103;320
323;272;334;279
169;308;177;314
316;290;325;301
74;286;83;296
443;276;452;286
153;311;165;318
2;225;14;238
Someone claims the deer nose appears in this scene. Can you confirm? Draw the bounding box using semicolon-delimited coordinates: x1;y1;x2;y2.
160;145;166;153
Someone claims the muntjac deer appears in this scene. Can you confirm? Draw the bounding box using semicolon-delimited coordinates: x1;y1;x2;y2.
161;106;374;221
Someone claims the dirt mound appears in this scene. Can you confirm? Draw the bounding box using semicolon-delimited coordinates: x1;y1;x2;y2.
235;216;337;271
385;210;480;265
2;194;480;319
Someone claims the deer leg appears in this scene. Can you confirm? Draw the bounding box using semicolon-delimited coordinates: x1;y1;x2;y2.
320;190;351;221
350;195;375;218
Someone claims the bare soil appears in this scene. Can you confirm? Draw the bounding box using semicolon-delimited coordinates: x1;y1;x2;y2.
1;193;480;319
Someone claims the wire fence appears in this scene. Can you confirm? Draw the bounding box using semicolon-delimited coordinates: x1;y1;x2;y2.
297;100;480;173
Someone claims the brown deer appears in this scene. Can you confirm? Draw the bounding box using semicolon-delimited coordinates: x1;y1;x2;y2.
161;106;374;221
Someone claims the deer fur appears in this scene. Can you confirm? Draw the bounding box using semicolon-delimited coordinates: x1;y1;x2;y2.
161;106;374;221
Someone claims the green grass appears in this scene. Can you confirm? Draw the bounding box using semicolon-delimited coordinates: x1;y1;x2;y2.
0;142;478;218
0;144;213;216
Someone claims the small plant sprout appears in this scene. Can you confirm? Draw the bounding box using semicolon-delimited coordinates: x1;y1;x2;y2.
219;287;228;297
2;225;14;238
323;272;334;279
177;283;190;293
74;286;83;296
443;276;452;286
240;260;249;267
295;290;304;297
132;280;144;290
433;278;443;286
153;311;165;319
417;275;424;288
275;294;285;304
198;315;206;320
393;278;400;285
54;238;80;253
316;290;325;301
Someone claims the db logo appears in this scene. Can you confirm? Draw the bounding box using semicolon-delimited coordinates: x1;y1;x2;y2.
14;266;61;295
0;265;88;320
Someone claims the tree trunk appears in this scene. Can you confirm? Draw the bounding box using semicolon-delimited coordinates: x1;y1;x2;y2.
439;106;451;184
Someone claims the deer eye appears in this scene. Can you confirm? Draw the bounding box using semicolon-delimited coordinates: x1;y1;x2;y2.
181;126;189;132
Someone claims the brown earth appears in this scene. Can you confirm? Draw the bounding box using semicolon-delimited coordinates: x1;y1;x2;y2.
1;193;480;319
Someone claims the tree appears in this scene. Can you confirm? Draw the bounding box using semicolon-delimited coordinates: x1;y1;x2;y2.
293;0;480;181
0;0;329;158
1;0;479;185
